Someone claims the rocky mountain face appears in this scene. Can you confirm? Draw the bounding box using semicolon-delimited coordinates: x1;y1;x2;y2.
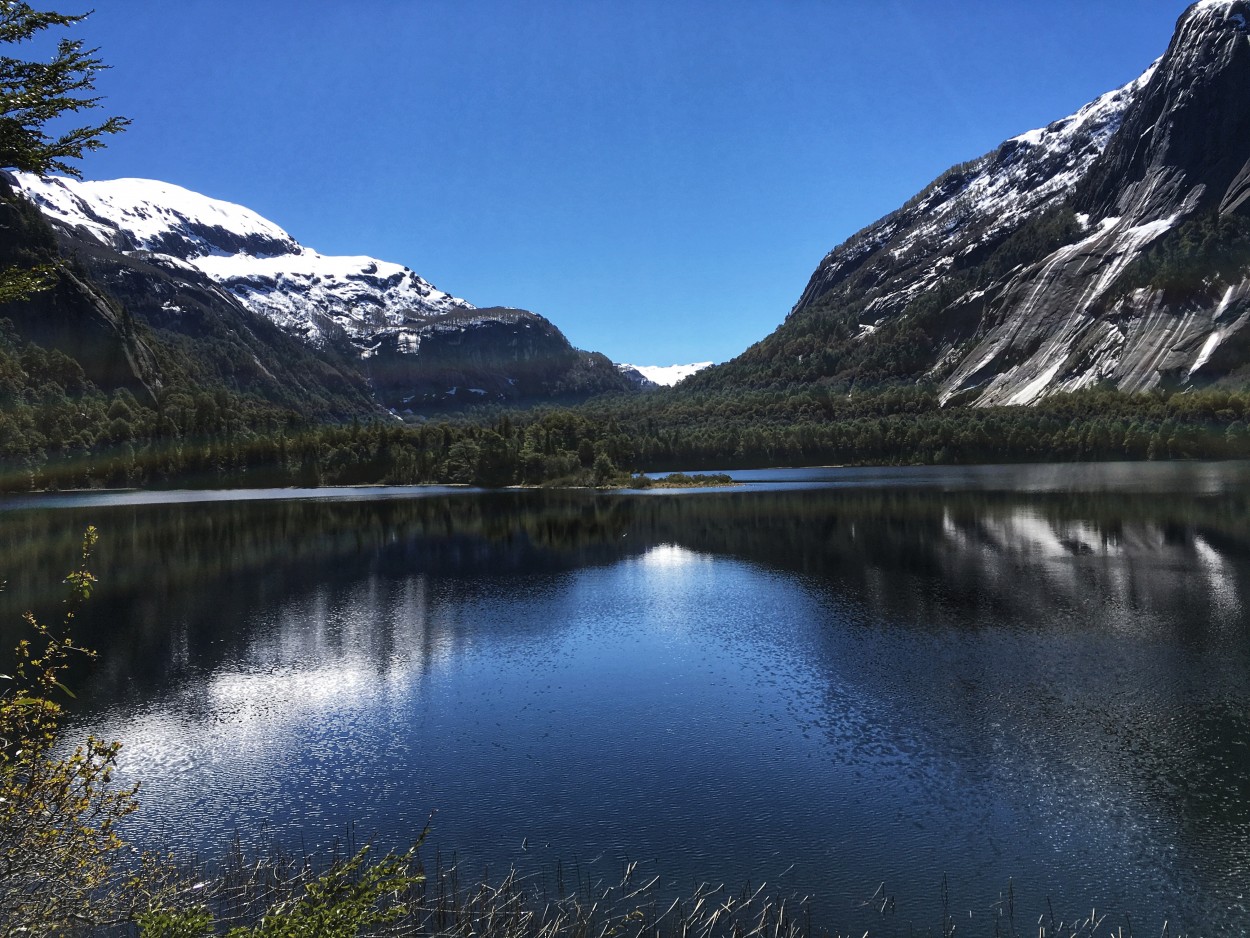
690;0;1250;404
368;307;631;411
3;172;634;412
0;188;165;404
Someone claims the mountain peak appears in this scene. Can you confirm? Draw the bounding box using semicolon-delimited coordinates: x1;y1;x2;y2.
1076;0;1250;221
10;172;300;260
1183;0;1249;26
6;171;639;412
617;362;713;387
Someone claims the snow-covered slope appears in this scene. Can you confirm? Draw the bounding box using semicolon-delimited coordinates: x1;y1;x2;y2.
7;172;470;353
617;362;713;387
946;0;1250;403
790;65;1155;319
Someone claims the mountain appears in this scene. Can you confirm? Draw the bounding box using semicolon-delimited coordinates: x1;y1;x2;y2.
9;174;467;348
0;175;381;421
3;172;634;412
689;0;1250;404
617;362;714;387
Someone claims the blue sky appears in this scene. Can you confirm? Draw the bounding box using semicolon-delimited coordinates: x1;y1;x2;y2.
61;1;1192;366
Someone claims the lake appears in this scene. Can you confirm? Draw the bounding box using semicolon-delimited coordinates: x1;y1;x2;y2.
1;462;1247;935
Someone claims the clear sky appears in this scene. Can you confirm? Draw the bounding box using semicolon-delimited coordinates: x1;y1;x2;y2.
54;1;1194;366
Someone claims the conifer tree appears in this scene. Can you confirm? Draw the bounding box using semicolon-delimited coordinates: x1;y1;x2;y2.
0;2;127;301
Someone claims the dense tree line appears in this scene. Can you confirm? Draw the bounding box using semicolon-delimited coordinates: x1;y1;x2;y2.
565;383;1250;470
4;324;1250;493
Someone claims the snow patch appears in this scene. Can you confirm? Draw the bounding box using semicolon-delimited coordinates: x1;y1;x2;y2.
1090;215;1179;297
1008;359;1065;406
856;322;879;339
1187;0;1250;30
1213;284;1238;321
1189;331;1224;376
1190;0;1242;14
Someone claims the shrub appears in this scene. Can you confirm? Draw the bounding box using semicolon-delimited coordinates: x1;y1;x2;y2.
0;526;140;936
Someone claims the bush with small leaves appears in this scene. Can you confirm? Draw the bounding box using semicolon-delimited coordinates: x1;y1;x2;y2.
0;526;141;937
137;846;422;938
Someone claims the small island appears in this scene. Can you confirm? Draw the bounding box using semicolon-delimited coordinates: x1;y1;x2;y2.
629;472;736;488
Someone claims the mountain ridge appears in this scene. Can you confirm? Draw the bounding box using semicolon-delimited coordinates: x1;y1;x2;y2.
688;0;1250;405
9;172;471;350
4;171;637;412
617;362;713;387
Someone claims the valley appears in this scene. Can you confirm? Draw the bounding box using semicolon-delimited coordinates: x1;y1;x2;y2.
3;3;1250;937
5;5;1250;492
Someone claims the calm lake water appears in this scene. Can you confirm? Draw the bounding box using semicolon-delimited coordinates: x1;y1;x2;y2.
1;462;1248;935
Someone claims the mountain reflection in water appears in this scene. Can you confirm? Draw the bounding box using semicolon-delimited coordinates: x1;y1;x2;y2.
0;464;1246;935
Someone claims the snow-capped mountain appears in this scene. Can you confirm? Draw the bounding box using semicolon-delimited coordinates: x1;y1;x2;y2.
8;173;469;351
617;362;713;387
4;171;634;409
691;0;1250;403
790;65;1154;321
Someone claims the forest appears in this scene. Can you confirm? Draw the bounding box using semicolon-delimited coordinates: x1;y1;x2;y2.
2;324;1248;494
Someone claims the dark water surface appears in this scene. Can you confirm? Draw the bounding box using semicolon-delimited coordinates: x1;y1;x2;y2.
1;463;1248;935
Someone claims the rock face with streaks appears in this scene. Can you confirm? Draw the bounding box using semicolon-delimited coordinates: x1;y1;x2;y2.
690;1;1250;402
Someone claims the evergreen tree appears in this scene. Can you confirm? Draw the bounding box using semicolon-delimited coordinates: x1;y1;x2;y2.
0;2;127;302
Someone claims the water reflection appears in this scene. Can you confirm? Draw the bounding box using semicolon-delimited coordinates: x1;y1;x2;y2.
0;465;1247;934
